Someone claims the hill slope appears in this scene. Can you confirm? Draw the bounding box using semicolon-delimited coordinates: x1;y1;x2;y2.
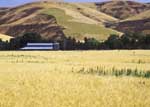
0;2;120;41
0;33;12;41
0;8;9;11
95;1;150;19
125;10;150;21
0;4;65;41
0;13;65;41
114;9;150;34
116;18;150;34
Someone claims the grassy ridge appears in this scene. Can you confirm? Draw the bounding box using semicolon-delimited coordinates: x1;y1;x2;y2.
44;8;119;40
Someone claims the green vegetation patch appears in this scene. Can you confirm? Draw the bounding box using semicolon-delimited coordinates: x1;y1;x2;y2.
75;66;150;78
43;8;118;40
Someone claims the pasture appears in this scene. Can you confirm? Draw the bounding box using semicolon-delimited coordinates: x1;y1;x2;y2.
0;50;150;107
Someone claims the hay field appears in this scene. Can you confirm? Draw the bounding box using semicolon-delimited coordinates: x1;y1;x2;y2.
0;50;150;107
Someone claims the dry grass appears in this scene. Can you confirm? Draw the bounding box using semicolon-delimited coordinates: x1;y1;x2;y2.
0;33;13;41
0;50;150;107
124;10;150;21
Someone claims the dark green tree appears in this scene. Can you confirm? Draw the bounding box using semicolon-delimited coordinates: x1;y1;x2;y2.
105;34;123;49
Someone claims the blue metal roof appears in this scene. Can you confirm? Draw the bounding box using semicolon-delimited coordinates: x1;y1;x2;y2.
21;47;53;50
20;43;59;50
27;43;54;46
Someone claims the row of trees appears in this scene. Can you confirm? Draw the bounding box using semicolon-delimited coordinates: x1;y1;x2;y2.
0;32;150;50
63;37;100;50
64;33;150;50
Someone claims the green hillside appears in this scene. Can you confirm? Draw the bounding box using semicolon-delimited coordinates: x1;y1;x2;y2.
44;8;119;40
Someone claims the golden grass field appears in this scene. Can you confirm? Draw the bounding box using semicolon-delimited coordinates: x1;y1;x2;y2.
0;50;150;107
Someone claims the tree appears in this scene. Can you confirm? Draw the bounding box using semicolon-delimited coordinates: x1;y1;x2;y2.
140;34;150;49
105;34;123;49
9;38;22;50
20;32;42;44
65;37;76;50
144;34;150;44
8;32;43;50
84;37;100;50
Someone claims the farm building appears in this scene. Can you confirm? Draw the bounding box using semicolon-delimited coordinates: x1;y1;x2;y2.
20;43;60;50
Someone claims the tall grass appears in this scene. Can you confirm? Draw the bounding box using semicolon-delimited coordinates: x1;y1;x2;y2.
75;66;150;78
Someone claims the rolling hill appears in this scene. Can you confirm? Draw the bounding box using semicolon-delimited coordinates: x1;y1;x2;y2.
115;10;150;34
93;1;150;35
95;1;150;19
0;2;120;41
116;18;150;34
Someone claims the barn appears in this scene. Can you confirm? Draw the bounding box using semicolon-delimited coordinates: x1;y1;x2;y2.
20;43;60;50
